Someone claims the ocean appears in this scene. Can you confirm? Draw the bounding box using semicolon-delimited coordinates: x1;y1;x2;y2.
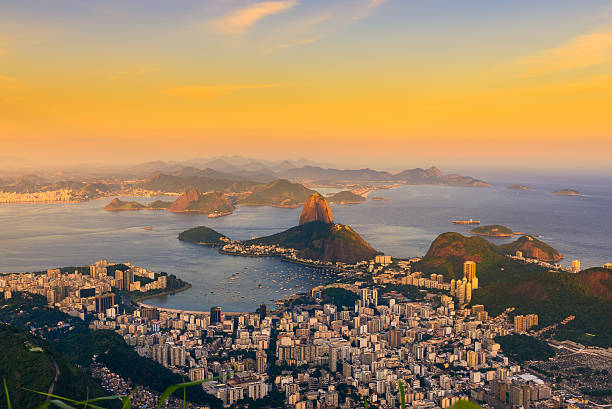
1;178;611;312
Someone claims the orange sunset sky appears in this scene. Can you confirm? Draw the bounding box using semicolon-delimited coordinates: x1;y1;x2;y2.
1;0;611;172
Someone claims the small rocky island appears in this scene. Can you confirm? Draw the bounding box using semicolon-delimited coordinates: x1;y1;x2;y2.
552;189;582;196
469;224;520;237
507;185;532;191
326;190;366;205
371;197;389;202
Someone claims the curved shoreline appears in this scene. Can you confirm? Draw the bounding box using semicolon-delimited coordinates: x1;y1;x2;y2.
132;283;192;303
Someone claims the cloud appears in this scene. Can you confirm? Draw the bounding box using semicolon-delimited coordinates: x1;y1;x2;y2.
516;28;612;76
211;0;299;35
167;83;300;99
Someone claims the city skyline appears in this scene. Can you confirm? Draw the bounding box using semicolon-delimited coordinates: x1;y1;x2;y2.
1;0;612;172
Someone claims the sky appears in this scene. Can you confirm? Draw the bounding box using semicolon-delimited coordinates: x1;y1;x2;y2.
1;0;611;173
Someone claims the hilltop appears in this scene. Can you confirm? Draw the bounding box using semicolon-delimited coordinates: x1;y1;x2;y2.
326;190;366;205
245;221;378;264
300;192;334;225
104;198;146;211
416;232;559;284
469;224;516;237
178;226;229;246
169;189;234;216
500;235;563;262
236;179;315;207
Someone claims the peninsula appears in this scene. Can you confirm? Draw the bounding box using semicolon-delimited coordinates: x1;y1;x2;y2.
326;190;366;205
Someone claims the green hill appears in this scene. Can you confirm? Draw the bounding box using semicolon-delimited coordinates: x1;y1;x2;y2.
495;334;556;363
147;199;173;209
416;232;556;285
326;190;366;204
138;173;259;194
178;225;229;246
104;198;146;211
237;179;315;207
500;235;563;262
245;221;378;263
55;330;222;408
469;224;515;237
0;324;115;409
472;269;612;347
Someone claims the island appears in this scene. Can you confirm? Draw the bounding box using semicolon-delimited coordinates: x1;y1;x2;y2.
507;185;532;191
326;190;366;205
180;193;379;264
105;190;235;217
371;196;389;202
178;226;230;246
552;189;582;196
469;224;520;237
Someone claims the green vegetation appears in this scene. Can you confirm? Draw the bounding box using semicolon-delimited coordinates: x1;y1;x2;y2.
147;200;173;209
415;232;549;285
0;324;114;409
472;270;612;347
54;330;222;408
326;190;366;204
451;400;484;409
495;334;556;362
469;224;514;236
320;288;360;308
246;221;378;263
237;179;314;207
178;226;229;246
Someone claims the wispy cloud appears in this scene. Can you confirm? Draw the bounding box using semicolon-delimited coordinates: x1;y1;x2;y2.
515;28;612;76
167;83;300;99
211;0;299;35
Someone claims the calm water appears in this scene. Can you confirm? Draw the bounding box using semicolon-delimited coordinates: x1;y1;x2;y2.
1;179;611;312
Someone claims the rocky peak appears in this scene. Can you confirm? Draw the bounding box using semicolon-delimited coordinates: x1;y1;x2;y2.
168;189;200;212
299;193;333;225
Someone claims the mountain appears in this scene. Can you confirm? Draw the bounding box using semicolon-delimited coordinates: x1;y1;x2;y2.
138;173;259;194
280;165;489;186
104;198;146;211
499;235;563;262
147;199;173;209
0;324;115;409
326;190;366;205
237;179;315;208
416;232;559;285
299;193;334;225
168;189;234;215
245;221;378;264
469;224;516;237
178;226;229;246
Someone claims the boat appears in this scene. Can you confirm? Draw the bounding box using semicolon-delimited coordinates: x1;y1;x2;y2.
452;219;480;225
144;226;153;230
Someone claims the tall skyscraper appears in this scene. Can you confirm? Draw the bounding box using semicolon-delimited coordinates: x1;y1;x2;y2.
95;293;115;313
256;350;267;373
210;306;222;324
463;261;476;281
259;303;267;322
